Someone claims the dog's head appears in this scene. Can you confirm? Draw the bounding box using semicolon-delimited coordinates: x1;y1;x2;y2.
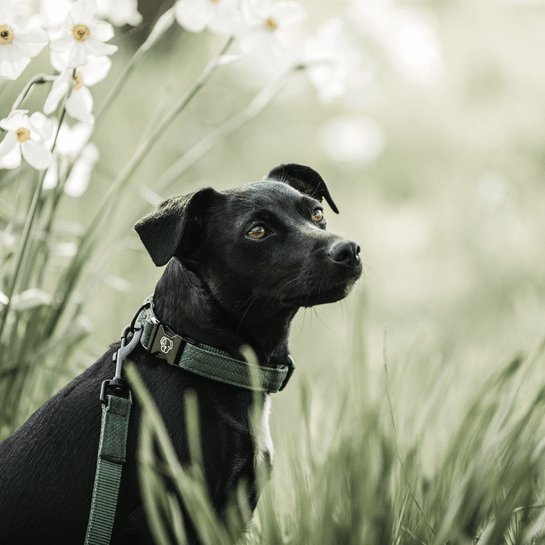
135;164;362;312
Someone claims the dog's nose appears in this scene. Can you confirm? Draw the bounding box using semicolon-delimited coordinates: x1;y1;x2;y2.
328;240;361;267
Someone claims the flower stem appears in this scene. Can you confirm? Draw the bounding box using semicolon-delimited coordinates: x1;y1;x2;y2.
95;7;176;122
0;174;43;340
9;73;56;113
0;105;68;344
87;36;233;247
46;37;234;336
155;65;303;195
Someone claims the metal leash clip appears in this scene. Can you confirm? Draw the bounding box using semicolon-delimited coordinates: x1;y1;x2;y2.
100;323;142;404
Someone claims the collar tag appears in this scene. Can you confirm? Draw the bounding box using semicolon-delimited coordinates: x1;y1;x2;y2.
147;322;185;366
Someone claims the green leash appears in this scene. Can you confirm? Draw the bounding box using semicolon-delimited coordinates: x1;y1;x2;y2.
84;394;131;545
84;297;295;544
84;326;141;545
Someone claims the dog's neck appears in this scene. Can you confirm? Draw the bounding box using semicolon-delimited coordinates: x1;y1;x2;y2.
152;260;295;367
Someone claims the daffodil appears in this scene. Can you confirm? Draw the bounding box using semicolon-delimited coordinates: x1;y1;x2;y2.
239;0;305;58
96;0;142;27
303;19;363;103
0;110;53;170
49;0;117;68
64;141;98;197
175;0;241;35
44;55;112;123
0;0;48;80
44;122;98;198
10;0;71;29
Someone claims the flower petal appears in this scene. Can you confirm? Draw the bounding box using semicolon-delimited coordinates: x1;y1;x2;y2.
0;0;13;22
43;73;70;114
0;130;17;156
208;4;242;35
39;0;72;27
78;55;111;86
29;112;54;141
66;85;94;123
270;1;306;27
241;0;272;21
96;0;142;26
43;158;59;190
49;34;73;52
0;109;28;131
92;21;114;42
0;44;30;80
55;122;93;156
65;42;91;67
70;0;96;24
85;37;117;58
21;140;51;170
50;49;71;71
238;28;281;57
175;0;213;33
0;143;21;169
65;142;98;197
14;26;49;57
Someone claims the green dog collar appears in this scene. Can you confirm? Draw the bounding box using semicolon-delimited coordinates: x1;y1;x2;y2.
134;298;295;393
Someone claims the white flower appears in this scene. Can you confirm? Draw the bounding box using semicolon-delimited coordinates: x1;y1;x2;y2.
238;0;305;58
11;288;52;311
64;142;98;196
43;122;98;198
0;110;53;170
96;0;142;27
10;0;72;29
174;0;241;35
303;19;364;103
351;0;442;83
49;0;117;68
44;55;111;123
0;0;48;80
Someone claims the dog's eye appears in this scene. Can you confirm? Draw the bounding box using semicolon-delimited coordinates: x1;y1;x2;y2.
247;225;268;240
311;208;324;223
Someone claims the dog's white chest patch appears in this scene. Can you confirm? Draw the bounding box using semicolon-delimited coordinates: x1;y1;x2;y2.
254;396;274;469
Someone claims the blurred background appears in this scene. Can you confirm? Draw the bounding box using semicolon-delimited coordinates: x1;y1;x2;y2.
2;0;545;433
60;1;545;381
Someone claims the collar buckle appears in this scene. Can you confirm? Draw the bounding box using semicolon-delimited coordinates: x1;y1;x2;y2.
147;322;185;366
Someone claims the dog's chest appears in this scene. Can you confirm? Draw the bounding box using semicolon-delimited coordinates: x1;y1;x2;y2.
253;396;274;469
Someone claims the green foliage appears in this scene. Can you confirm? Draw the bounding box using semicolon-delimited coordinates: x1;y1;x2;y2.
129;337;545;545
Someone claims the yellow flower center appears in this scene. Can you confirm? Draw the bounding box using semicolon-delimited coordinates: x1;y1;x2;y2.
72;23;91;42
16;128;30;143
0;25;14;45
73;72;83;90
264;17;278;31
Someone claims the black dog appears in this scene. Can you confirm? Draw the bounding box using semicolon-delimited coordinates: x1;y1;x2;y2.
0;164;361;544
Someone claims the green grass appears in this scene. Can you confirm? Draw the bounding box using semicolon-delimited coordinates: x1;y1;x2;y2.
128;323;545;545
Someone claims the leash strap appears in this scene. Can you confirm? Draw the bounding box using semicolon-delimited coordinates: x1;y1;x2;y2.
136;299;295;393
84;393;132;545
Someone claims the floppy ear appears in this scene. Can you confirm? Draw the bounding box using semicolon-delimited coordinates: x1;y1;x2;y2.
267;163;339;214
134;187;217;266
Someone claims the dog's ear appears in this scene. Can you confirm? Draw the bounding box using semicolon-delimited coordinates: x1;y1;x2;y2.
267;163;339;214
134;187;218;266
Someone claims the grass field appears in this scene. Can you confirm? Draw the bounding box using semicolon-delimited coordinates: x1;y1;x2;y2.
2;0;545;542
